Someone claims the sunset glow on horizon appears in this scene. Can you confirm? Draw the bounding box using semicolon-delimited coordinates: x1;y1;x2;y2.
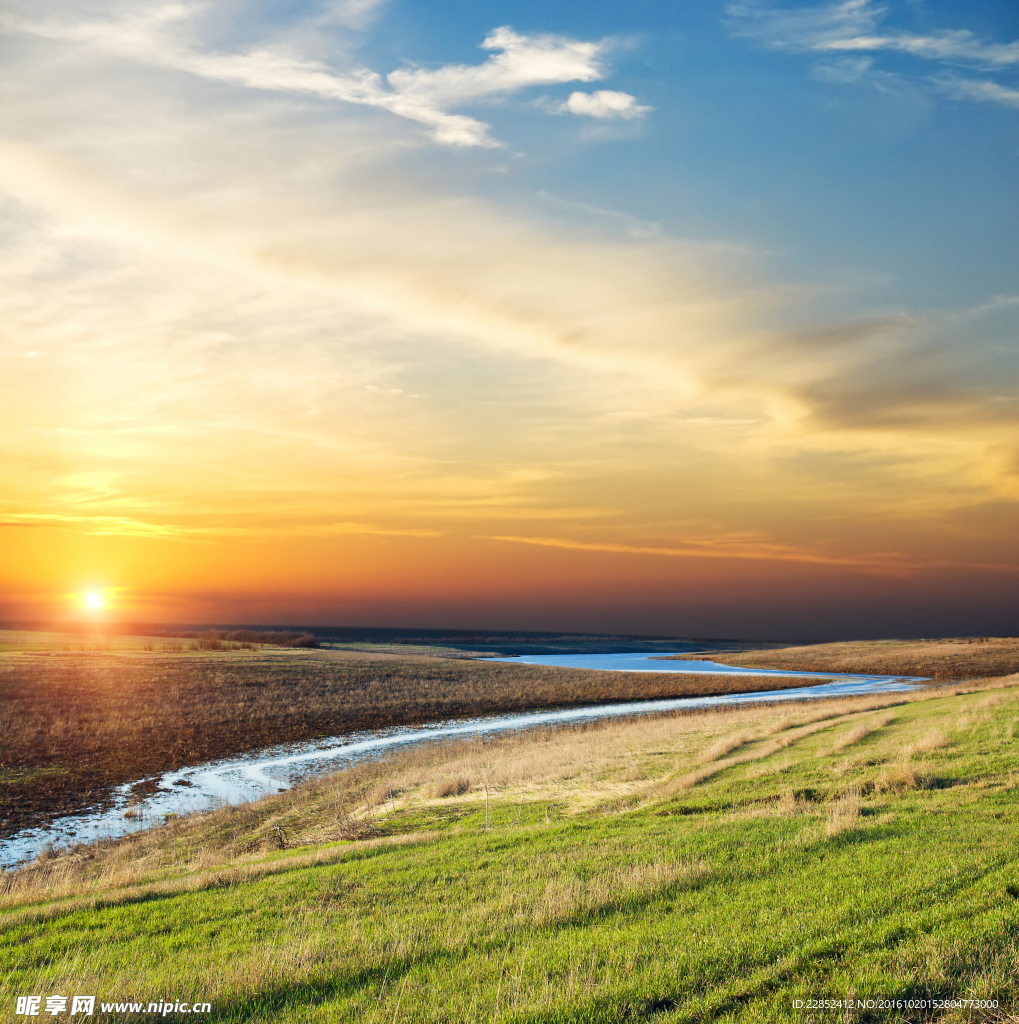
1;1;1017;639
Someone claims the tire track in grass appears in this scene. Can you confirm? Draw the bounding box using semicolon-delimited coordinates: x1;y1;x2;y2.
666;699;919;793
824;713;897;755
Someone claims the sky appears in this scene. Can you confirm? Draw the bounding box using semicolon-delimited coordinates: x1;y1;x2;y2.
0;0;1017;639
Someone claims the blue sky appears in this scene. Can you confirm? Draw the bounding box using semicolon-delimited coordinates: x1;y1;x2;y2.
365;0;1019;309
0;0;1017;634
8;0;1013;306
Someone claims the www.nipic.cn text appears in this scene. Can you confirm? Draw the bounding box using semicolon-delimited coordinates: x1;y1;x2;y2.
15;996;212;1016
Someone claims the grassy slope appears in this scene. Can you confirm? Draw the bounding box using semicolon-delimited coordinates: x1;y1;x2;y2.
688;637;1019;680
4;681;1019;1022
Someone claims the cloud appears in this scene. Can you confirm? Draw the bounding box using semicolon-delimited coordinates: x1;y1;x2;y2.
536;190;661;239
728;0;1019;109
481;533;913;572
938;76;1019;110
320;0;390;31
0;512;440;540
728;1;1019;67
1;6;638;147
560;89;651;119
727;0;881;52
809;56;873;83
821;31;1019;68
0;0;1017;602
388;27;605;104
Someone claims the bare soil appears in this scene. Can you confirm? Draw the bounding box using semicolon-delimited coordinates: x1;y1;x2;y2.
0;648;826;837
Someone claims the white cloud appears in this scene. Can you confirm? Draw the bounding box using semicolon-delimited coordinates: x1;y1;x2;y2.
727;0;880;52
727;1;1019;112
822;32;1019;67
0;6;1014;574
561;90;651;119
728;0;1019;67
1;5;641;147
388;27;605;104
939;76;1019;110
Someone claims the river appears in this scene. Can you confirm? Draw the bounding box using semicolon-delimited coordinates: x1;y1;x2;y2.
0;655;925;870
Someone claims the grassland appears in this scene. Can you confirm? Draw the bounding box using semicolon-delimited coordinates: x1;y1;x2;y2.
679;636;1019;680
0;631;822;837
3;675;1019;1022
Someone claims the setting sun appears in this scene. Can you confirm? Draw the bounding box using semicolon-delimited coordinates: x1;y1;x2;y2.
0;0;1015;642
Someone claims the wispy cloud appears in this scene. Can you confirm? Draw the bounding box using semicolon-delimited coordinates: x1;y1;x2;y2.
809;55;873;83
0;513;184;538
481;533;1019;577
728;0;1019;109
938;75;1019;110
2;5;643;146
728;0;1019;66
728;0;880;52
321;0;391;32
482;533;913;572
1;1;1017;623
536;190;662;238
0;511;442;541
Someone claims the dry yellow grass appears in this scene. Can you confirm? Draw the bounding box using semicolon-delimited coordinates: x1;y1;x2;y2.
0;829;437;927
8;675;1019;921
669;697;934;792
502;859;713;929
903;728;949;757
430;776;472;799
4;688;933;913
875;761;934;794
0;634;827;835
7;674;1019;1021
825;789;862;836
776;788;811;815
827;712;896;753
681;636;1019;680
697;730;756;763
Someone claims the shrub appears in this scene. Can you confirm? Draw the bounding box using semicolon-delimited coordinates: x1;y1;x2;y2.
431;777;472;799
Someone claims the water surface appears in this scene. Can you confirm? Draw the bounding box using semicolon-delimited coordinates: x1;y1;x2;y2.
482;652;914;682
1;657;925;870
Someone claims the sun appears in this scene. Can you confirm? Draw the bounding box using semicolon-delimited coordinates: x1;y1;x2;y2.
85;592;105;610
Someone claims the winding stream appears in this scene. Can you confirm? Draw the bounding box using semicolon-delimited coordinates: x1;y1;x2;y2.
482;653;912;679
1;656;925;870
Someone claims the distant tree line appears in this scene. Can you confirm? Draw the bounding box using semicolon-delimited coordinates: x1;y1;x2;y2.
157;629;319;648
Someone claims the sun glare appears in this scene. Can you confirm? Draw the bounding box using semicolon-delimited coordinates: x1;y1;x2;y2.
85;592;105;609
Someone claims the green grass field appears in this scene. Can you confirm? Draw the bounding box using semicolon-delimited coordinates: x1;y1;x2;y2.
4;680;1019;1022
